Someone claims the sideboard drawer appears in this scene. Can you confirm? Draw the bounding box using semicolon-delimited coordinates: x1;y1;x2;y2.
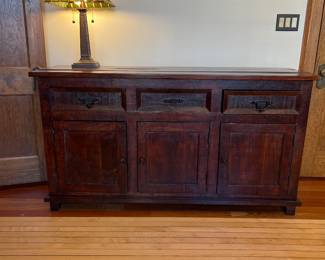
50;88;126;111
223;91;301;114
137;89;211;112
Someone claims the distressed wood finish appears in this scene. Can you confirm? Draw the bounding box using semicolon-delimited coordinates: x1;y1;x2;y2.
30;68;315;214
219;123;295;198
138;122;209;194
0;0;46;186
54;122;127;195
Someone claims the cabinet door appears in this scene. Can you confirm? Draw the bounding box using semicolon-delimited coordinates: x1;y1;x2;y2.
54;122;127;193
219;123;295;198
138;122;209;194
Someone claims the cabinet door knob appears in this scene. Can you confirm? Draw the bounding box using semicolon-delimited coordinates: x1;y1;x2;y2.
120;158;127;164
138;157;146;163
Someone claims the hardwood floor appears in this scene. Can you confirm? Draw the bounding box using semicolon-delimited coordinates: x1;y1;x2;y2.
1;217;325;259
0;180;324;259
0;179;324;218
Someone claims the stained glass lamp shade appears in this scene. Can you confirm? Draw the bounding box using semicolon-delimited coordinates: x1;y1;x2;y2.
45;0;115;69
44;0;115;9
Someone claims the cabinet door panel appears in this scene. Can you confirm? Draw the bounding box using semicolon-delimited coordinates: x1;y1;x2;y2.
138;122;209;194
219;123;295;198
54;122;127;193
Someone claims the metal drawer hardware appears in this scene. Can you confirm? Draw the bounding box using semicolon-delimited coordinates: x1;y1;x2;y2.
162;98;185;105
77;95;100;109
251;100;272;112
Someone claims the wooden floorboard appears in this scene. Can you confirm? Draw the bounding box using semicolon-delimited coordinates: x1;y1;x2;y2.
0;217;324;259
0;180;324;259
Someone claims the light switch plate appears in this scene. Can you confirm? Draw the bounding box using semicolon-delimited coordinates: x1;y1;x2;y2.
276;14;300;31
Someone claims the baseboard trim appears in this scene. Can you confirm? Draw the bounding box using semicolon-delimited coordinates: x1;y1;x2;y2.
300;177;325;181
0;156;42;186
0;181;48;191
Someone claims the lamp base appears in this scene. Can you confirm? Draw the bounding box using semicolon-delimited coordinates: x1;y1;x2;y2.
72;59;100;69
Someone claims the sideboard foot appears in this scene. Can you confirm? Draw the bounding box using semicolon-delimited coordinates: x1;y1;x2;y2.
50;200;62;211
284;206;296;216
44;195;50;203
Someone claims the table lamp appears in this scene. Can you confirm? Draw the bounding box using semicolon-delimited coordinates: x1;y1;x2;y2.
45;0;115;69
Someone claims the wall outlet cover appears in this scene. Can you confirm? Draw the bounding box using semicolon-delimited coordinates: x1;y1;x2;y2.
276;14;300;31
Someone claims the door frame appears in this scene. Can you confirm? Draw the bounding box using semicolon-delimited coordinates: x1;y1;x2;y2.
300;0;325;73
300;0;325;177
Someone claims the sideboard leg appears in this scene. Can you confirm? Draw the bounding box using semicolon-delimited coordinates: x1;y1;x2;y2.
44;195;50;203
284;206;296;216
50;200;62;211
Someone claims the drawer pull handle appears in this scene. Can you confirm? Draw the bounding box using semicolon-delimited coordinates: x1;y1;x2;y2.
78;96;100;109
163;98;185;105
251;101;272;112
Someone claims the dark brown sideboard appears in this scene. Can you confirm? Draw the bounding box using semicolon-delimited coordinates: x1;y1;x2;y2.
29;67;315;215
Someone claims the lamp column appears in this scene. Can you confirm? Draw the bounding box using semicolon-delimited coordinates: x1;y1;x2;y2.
72;8;100;69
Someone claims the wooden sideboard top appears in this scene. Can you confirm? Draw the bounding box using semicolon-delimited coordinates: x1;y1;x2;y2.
29;67;316;81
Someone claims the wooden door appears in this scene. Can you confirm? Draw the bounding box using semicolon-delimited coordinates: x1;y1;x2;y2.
138;122;209;194
219;123;295;198
300;0;325;177
0;0;46;185
54;122;127;193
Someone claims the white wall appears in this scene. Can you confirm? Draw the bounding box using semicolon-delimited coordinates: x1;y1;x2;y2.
44;0;308;69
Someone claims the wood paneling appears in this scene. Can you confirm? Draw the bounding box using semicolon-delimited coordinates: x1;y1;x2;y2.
0;96;37;157
0;156;41;186
24;0;46;68
0;0;46;185
0;68;34;95
0;0;28;67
